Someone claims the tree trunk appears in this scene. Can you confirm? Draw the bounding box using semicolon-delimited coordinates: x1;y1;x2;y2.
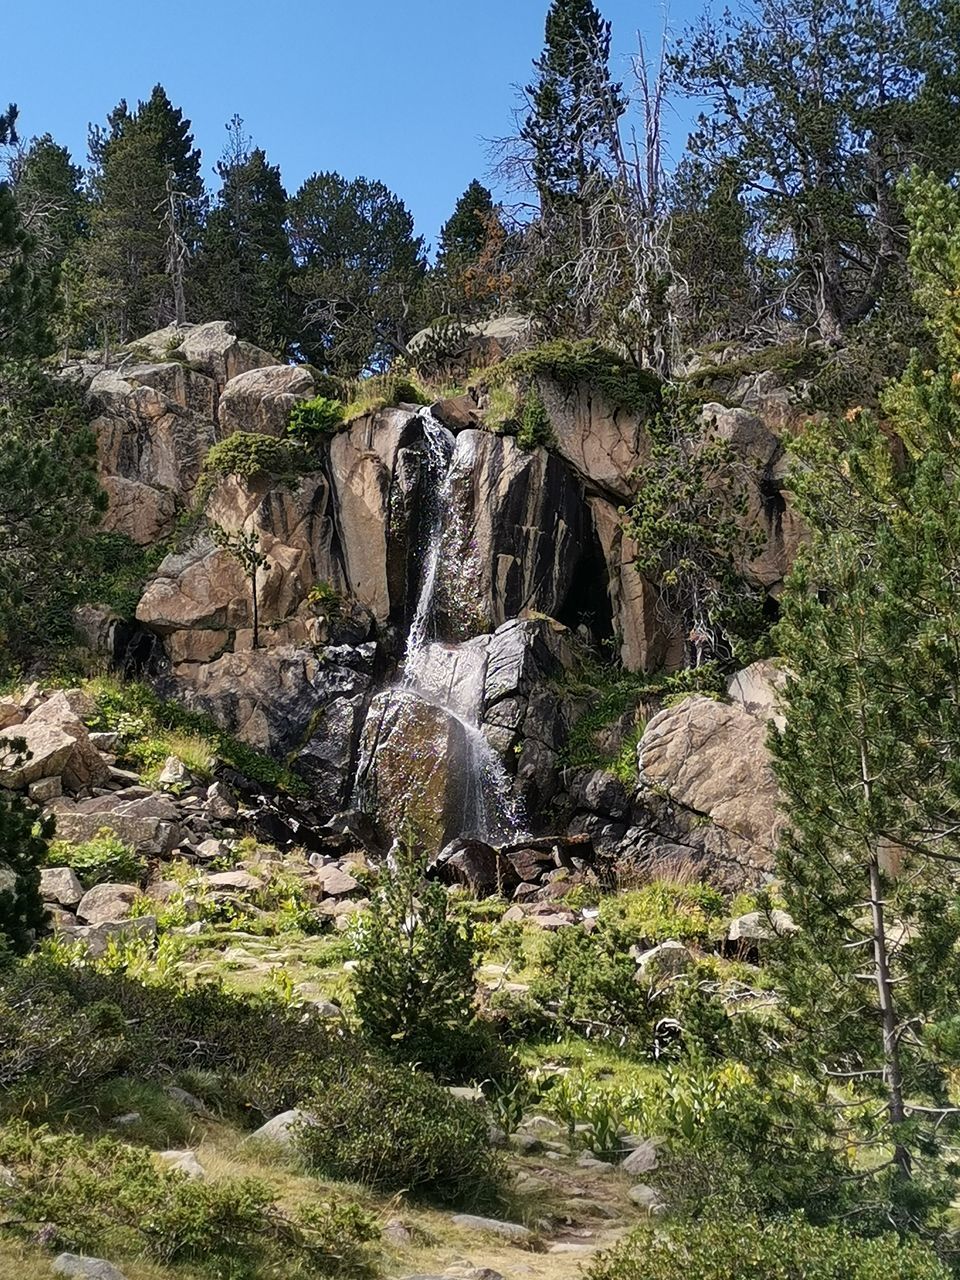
250;570;259;650
868;852;912;1180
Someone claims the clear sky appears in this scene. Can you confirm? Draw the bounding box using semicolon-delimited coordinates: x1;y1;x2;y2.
2;0;701;250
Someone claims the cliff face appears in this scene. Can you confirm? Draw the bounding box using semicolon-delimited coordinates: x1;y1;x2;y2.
69;321;802;887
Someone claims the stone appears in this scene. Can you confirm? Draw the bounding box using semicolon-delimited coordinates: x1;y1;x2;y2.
28;775;62;803
728;909;798;942
627;1183;661;1211
507;847;554;882
53;810;180;856
204;781;238;821
167;628;230;664
0;698;24;729
157;755;189;787
52;1255;129;1280
206;870;262;893
174;320;275;388
77;882;140;925
0;719;76;788
540;377;651;500
194;838;229;861
57;915;157;958
440;840;518;898
638;694;784;872
447;1214;533;1242
634;941;692;981
219;364;315;437
315;864;359;897
727;659;787;729
39;867;84;909
248;1108;318;1148
164;1085;205;1112
621;1138;659;1175
157;1149;205;1178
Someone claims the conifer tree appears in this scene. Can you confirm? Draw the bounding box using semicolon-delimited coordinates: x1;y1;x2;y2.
288;172;426;375
767;173;960;1227
80;85;204;343
520;0;625;206
195;116;293;353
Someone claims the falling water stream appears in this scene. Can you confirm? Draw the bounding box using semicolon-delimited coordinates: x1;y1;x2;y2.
396;410;525;845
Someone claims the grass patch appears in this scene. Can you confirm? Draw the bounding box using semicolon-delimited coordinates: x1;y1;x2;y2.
83;675;309;796
493;339;662;415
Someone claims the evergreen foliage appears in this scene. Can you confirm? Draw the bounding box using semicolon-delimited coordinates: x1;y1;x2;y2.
195;116;293;355
351;844;484;1081
288;172;427;375
0;747;49;956
80;85;204;344
521;0;625;204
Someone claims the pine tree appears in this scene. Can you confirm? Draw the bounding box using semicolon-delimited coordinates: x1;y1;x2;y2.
195;116;293;353
766;174;960;1228
671;0;960;339
520;0;625;206
80;84;204;343
288;172;426;375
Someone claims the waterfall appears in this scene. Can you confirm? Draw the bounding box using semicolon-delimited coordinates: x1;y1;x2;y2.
397;409;525;845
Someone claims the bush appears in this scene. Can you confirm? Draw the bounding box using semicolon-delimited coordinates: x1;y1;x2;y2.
46;828;146;889
517;384;555;450
0;955;357;1122
0;1122;378;1278
496;339;662;415
351;845;491;1082
587;1214;950;1280
288;395;345;439
194;431;312;505
296;1059;504;1207
599;883;726;948
0;756;49;955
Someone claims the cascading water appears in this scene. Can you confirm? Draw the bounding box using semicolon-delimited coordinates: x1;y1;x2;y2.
395;409;525;845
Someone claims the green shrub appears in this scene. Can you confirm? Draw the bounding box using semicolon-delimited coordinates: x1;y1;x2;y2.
530;925;654;1042
0;754;49;955
517;384;555;450
78;532;168;619
296;1059;504;1207
0;1122;378;1278
195;431;312;505
288;395;345;439
496;339;662;415
599;883;726;947
587;1214;950;1280
46;828;146;889
351;845;496;1082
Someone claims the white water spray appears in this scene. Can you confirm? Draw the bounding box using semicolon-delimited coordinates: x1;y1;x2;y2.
397;409;525;845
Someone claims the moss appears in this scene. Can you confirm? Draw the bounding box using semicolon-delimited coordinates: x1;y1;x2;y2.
194;433;313;507
493;338;662;416
681;340;822;391
341;371;429;421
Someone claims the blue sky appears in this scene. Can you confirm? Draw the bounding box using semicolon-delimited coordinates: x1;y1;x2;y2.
3;0;702;249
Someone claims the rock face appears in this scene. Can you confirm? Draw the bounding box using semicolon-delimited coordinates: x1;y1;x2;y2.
219;364;316;438
637;692;784;878
88;368;217;544
169;643;377;810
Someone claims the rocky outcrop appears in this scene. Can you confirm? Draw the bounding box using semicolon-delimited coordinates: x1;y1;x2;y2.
170;643;377;810
219;364;316;438
435;429;604;636
539;379;649;501
637;691;783;875
134;320;275;389
88;369;217;544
